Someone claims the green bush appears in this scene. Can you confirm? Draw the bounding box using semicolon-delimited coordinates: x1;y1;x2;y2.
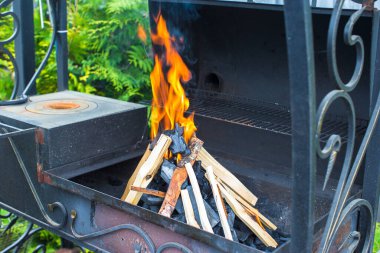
1;0;152;102
374;223;380;253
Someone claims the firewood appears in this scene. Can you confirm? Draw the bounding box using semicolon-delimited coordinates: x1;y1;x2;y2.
219;185;278;248
130;186;166;199
198;147;258;206
177;136;204;167
158;137;204;218
185;163;214;234
159;167;187;217
205;166;233;240
181;189;200;229
220;181;277;231
123;134;172;204
121;144;151;200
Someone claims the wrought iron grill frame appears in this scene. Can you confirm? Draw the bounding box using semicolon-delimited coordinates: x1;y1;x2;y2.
0;0;379;252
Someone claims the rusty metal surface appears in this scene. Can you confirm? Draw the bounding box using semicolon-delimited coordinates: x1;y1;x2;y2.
93;203;215;253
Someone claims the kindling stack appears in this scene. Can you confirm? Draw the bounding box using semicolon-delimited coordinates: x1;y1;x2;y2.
121;127;279;249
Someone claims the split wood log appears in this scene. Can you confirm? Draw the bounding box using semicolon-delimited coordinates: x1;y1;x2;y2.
219;185;278;248
185;163;214;234
205;166;233;240
130;186;166;199
121;144;151;200
159;167;188;217
123;134;172;205
181;189;200;229
177;136;204;167
158;137;204;218
198;147;258;206
220;181;277;231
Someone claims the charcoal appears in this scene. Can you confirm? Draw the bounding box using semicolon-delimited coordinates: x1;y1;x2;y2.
142;203;150;210
245;236;257;248
164;124;190;156
193;161;212;199
236;229;250;242
172;213;186;223
204;200;220;228
149;205;160;213
186;186;220;228
206;195;217;210
141;194;163;206
186;186;201;225
213;225;223;235
160;159;177;184
235;219;252;242
231;228;239;242
227;211;235;229
181;178;189;189
175;197;185;214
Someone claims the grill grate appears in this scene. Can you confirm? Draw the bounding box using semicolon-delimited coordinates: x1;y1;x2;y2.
187;89;368;142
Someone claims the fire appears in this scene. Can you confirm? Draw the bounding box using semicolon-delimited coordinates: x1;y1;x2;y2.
150;15;196;143
137;24;147;43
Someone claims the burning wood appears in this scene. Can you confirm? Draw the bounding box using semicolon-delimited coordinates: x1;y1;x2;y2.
121;130;279;249
121;13;281;250
123;134;171;205
159;136;203;218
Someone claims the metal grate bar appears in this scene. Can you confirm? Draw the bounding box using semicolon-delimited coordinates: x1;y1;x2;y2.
0;122;35;139
187;89;367;142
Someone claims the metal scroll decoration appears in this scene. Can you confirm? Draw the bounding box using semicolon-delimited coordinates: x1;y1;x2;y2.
0;0;58;105
0;0;20;100
1;128;68;229
317;1;376;252
70;210;193;253
0;211;46;253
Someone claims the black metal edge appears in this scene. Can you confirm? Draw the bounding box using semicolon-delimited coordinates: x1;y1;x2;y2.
362;8;380;251
283;0;317;252
45;146;147;179
56;0;69;91
149;0;374;17
13;0;36;95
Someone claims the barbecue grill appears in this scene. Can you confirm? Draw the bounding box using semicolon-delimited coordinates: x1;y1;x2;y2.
1;0;380;252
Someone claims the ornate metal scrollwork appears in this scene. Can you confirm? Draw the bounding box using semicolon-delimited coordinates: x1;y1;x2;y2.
317;1;376;252
0;0;58;105
0;211;46;253
0;0;20;100
70;209;193;253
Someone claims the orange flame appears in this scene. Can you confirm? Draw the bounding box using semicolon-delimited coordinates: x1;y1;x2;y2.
137;24;147;43
150;15;196;143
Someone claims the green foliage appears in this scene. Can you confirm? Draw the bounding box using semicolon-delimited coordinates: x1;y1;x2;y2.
0;10;16;100
374;223;380;253
1;0;152;102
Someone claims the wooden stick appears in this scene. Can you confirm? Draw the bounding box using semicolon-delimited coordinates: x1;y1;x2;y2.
219;180;277;231
130;186;166;198
158;137;204;218
181;189;200;229
177;136;204;167
198;147;258;206
121;144;151;200
159;167;187;217
185;163;214;234
124;134;172;204
206;166;233;240
219;185;278;248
